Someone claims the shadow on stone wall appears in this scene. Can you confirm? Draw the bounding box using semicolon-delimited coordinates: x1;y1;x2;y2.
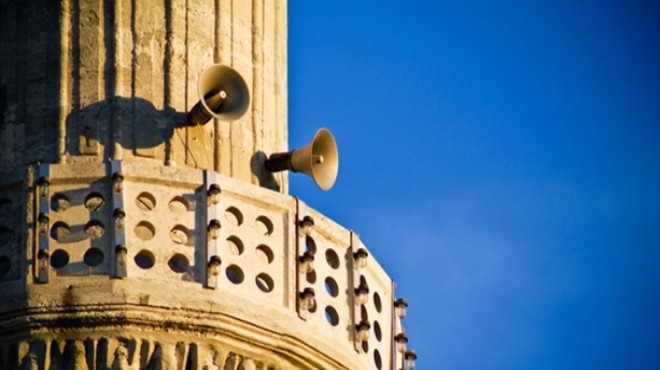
66;97;187;161
251;151;281;192
68;98;282;192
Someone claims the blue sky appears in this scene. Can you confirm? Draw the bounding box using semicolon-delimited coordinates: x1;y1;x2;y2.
287;1;660;369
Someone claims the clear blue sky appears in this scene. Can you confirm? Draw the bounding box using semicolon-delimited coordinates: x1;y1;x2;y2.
287;1;660;369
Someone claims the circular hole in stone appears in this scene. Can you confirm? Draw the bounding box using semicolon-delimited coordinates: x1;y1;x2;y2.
304;236;316;254
224;206;243;227
308;299;317;313
226;236;244;255
374;292;382;313
84;220;105;240
168;253;189;273
83;248;104;267
0;255;11;278
361;340;369;354
50;221;70;241
374;320;382;342
255;273;274;293
325;248;339;269
255;244;274;264
361;305;369;321
255;216;273;236
50;193;70;212
324;277;339;297
374;349;382;370
135;250;155;269
50;249;69;269
226;265;244;284
325;306;339;326
134;221;155;241
169;225;189;245
306;269;317;284
168;196;189;214
84;192;106;212
135;192;156;211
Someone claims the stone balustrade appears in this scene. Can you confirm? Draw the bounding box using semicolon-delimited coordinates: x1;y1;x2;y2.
0;159;409;369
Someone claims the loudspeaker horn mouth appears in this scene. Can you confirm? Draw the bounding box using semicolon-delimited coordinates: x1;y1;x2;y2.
308;128;339;190
186;64;250;125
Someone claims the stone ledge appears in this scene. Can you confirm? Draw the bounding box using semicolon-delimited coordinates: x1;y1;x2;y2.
0;300;353;369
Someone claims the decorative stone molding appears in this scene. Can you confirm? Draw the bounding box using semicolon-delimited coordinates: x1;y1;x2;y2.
1;336;277;370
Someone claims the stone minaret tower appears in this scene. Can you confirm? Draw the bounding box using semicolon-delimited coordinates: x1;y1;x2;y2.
0;1;415;369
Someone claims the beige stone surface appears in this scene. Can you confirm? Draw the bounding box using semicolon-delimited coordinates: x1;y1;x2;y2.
0;0;288;192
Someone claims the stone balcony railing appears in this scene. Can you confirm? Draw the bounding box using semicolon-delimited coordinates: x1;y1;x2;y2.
0;159;411;370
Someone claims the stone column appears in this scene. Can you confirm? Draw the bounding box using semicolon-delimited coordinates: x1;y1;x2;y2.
0;0;288;192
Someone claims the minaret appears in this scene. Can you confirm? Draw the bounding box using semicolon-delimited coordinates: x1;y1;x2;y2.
0;1;415;369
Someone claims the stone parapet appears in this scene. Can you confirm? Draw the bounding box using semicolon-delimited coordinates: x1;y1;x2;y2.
0;160;404;369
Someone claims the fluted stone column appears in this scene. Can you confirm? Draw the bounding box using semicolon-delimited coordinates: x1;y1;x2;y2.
0;0;288;192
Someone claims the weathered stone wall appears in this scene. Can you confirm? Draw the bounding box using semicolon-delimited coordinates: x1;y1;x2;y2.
0;0;288;192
